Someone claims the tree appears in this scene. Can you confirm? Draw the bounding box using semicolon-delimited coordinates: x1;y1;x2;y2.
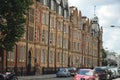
102;48;107;66
0;0;33;51
102;48;107;58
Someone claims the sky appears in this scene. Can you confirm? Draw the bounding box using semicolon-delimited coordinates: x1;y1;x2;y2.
68;0;120;54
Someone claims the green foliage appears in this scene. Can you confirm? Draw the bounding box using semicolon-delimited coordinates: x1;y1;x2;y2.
0;0;33;51
102;59;108;66
102;48;107;58
102;48;107;66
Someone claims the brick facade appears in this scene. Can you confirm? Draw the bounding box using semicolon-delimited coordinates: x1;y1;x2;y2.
0;0;103;75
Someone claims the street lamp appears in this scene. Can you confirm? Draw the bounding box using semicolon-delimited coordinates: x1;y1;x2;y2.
110;25;120;28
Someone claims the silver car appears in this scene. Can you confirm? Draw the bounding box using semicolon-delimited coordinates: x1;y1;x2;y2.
56;68;71;77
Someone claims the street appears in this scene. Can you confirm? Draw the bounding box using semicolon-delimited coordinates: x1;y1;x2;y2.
42;77;120;80
18;76;73;80
113;78;120;80
39;76;73;80
18;73;120;80
18;76;120;80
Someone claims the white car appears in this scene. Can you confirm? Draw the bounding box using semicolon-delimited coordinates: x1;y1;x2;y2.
56;68;71;77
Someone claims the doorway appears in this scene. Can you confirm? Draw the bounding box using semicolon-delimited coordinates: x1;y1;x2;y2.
27;50;31;75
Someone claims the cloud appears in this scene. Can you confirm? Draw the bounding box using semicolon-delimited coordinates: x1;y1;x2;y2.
97;4;120;27
97;3;120;53
103;28;120;53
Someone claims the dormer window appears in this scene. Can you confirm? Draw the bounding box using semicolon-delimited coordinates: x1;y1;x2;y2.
92;16;99;24
58;6;63;15
64;10;67;18
43;0;48;5
51;0;55;10
59;6;61;15
92;20;97;23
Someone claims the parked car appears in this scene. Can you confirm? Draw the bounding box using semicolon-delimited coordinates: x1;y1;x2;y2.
113;67;120;77
108;67;120;78
0;71;18;80
68;67;77;76
0;73;5;80
73;69;98;80
109;67;116;79
94;67;109;80
56;68;71;77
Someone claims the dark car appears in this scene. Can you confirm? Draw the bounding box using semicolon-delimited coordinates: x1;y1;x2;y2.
108;67;120;79
94;67;109;80
0;73;5;80
68;67;77;76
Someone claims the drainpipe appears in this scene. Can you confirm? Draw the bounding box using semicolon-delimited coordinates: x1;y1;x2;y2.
26;8;29;75
14;44;18;75
47;0;51;68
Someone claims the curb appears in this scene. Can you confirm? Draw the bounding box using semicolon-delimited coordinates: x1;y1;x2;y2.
18;74;56;80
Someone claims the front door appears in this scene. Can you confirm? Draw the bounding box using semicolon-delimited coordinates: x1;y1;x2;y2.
27;51;31;75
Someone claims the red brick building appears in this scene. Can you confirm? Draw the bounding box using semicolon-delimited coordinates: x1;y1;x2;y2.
0;0;103;75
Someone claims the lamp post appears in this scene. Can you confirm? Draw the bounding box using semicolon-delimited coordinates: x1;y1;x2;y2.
111;25;120;28
26;8;29;75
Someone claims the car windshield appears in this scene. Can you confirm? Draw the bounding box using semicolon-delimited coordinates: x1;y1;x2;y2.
69;67;76;70
85;71;93;76
95;68;105;72
59;68;66;72
77;69;92;76
68;68;76;72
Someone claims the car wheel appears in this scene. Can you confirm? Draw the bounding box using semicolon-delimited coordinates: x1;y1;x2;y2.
56;75;59;77
12;76;18;80
66;74;69;77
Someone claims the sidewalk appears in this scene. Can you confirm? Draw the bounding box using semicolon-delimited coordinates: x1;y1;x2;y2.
18;74;56;80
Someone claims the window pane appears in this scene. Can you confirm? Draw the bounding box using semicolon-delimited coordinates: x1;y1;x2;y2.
38;12;40;23
41;49;45;63
49;51;52;63
29;8;34;23
38;29;40;42
42;30;45;42
8;51;14;61
46;14;48;25
43;0;48;5
42;13;45;24
51;0;54;10
49;32;53;45
64;10;67;18
19;46;22;61
28;27;34;41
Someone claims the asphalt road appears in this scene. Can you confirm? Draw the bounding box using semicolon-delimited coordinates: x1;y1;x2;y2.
43;77;120;80
113;78;120;80
18;75;120;80
18;76;73;80
19;77;120;80
30;76;73;80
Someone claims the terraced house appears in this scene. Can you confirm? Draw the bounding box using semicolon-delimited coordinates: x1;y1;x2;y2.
0;0;103;75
